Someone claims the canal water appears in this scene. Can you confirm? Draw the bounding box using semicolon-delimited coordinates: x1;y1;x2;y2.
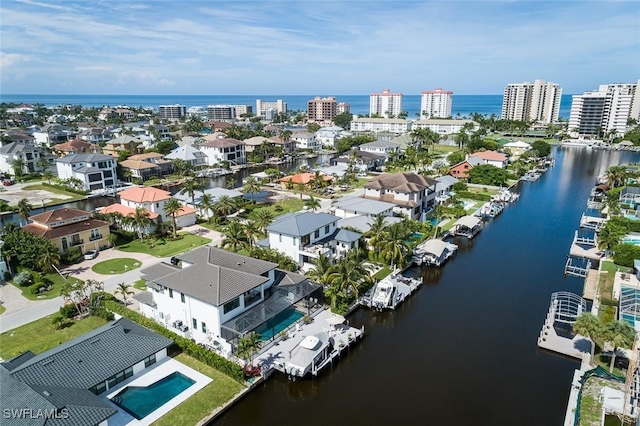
214;147;640;426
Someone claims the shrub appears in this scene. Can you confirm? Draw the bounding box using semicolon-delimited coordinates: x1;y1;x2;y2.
452;181;468;192
613;244;640;267
3;271;11;281
14;271;33;287
92;307;115;321
29;283;43;295
41;182;90;195
102;301;245;382
61;247;83;265
59;303;78;319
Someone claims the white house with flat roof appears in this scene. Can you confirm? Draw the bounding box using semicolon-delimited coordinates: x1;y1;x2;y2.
56;153;118;191
332;196;395;218
292;132;317;150
358;140;400;157
265;211;362;267
136;246;323;353
412;119;479;135
350;118;411;133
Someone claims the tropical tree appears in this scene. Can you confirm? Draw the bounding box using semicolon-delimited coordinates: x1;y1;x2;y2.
42;170;54;184
304;196;321;212
603;320;636;373
163;198;183;238
11;158;25;179
213;195;238;217
572;312;602;366
280;129;292;146
17;198;32;225
226;177;237;189
364;215;388;249
377;224;409;268
327;256;372;301
130;207;152;241
115;282;134;304
198;193;215;222
221;220;249;252
597;225;624;256
251;209;274;235
243;177;262;203
235;332;262;367
307;253;333;284
324;283;347;311
605;166;628;189
51;314;66;330
107;232;118;248
243;220;261;248
180;178;205;207
37;245;61;274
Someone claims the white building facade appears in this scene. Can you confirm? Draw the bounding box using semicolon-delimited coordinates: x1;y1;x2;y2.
412;119;479;135
55;153;118;191
158;104;186;120
350;118;411;133
370;88;403;118
501;79;562;124
420;88;453;119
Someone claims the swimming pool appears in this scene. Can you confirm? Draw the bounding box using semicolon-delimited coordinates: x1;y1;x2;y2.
255;308;304;341
110;372;195;420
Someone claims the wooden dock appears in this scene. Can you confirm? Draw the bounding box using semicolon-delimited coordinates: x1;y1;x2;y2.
582;269;600;301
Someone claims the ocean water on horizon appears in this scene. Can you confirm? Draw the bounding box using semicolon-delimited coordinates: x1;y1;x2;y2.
0;93;574;119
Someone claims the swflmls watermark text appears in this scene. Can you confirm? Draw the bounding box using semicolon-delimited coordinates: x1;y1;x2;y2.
3;408;70;419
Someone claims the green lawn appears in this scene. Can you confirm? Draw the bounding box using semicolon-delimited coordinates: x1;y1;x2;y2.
373;266;392;281
599;261;632;303
243;198;305;219
116;233;211;257
21;184;86;203
133;279;147;291
91;258;141;275
11;273;84;301
0;315;108;359
151;353;245;426
433;144;462;154
0;304;5;315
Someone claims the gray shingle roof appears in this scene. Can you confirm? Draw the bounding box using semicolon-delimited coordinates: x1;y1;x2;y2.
0;141;38;154
332;196;396;215
142;246;277;306
334;228;362;243
2;351;36;371
56;153;114;163
267;211;338;237
9;318;171;390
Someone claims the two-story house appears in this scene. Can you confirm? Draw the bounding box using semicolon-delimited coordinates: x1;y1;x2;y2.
77;127;113;144
120;153;173;182
21;208;111;254
264;211;362;267
199;137;246;166
332;196;396;218
56;153;118;191
117;186;197;227
102;135;144;157
164;145;208;168
449;157;483;179
358;140;401;158
362;173;438;220
0;142;51;175
135;246;323;354
52;139;101;156
291;132;317;150
32;124;74;147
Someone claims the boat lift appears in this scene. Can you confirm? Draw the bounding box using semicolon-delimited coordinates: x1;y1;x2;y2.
564;256;592;278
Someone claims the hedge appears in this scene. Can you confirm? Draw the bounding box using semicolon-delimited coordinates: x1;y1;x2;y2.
42;182;90;195
456;190;492;202
102;301;245;383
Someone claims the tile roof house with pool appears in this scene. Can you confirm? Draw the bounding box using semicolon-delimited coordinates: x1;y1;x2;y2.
1;318;172;426
135;245;322;355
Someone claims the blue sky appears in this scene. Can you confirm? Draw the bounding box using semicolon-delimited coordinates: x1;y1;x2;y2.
1;1;639;95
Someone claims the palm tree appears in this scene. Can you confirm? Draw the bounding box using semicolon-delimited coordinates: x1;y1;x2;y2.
597;225;624;256
242;177;262;203
307;253;333;284
243;220;261;248
221;220;249;252
213;195;238;217
235;332;262;367
42;170;54;184
605;165;628;189
130;207;152;241
198;193;215;222
226;177;237;189
17;198;32;225
280;129;292;147
107;232;118;248
324;283;346;311
163;198;183;238
180;178;205;207
364;215;388;249
37;246;61;274
11;158;25;179
603;320;636;373
304;196;321;212
252;209;274;235
377;224;409;268
572;312;602;366
115;282;134;304
327;257;370;300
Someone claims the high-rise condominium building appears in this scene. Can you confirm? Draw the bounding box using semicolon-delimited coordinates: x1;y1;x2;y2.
206;105;236;121
501;79;562;124
256;99;287;118
568;80;640;137
307;97;337;122
337;103;350;114
370;89;403;118
420;89;453;119
233;105;253;117
158;104;186;120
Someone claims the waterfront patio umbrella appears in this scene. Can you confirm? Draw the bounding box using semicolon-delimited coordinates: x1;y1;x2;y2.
326;314;346;326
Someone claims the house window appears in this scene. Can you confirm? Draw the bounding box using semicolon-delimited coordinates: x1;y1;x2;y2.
144;354;156;368
314;230;319;239
324;225;329;234
169;288;173;298
156;203;159;208
223;297;240;314
202;322;207;334
181;293;185;303
192;318;197;330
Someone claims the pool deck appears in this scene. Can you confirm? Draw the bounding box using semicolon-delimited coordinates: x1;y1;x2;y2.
254;308;364;378
101;357;212;426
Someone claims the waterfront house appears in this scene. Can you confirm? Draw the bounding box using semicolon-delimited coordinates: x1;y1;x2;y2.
434;175;459;203
268;136;296;154
136;246;323;353
52;139;101;156
199;136;246;166
164;144;208;168
412;119;479;135
363;172;437;220
468;151;508;169
243;136;273;154
449;157;483;179
2;317;172;425
78;127;113;144
55;153;118;191
291;132;317;150
21;207;111;254
117;186;197;227
358;139;401;157
102;135;144;157
315;126;350;149
337;215;403;233
350;118;411;134
264;211;361;267
331;149;385;172
0;141;53;176
279;172;332;190
331;196;395;218
503;140;532;158
120;153;172;182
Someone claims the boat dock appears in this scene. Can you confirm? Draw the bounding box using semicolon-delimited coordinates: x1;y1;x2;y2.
582;269;600;300
255;309;364;380
360;271;422;311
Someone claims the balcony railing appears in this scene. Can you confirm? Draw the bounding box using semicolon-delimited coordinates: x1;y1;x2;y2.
70;239;84;247
89;234;103;241
301;244;332;257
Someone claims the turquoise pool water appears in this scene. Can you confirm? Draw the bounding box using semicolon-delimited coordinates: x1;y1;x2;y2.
110;372;195;420
623;238;640;245
256;308;304;341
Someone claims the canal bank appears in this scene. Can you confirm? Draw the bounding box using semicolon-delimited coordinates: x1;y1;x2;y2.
214;147;640;426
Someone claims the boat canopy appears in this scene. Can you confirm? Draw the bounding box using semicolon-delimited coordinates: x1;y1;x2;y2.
453;215;482;230
417;239;448;257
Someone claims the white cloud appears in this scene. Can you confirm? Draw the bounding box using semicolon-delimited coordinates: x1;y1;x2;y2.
0;52;29;68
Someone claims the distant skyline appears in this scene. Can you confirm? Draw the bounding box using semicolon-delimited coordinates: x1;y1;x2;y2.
1;1;639;96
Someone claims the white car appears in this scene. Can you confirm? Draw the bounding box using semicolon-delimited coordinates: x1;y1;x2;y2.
84;250;98;260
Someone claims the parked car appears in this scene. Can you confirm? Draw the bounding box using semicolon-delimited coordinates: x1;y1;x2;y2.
2;179;15;186
84;250;98;260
